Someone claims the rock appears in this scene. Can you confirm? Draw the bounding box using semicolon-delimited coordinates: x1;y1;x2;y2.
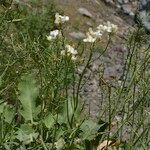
69;32;86;40
86;21;93;27
122;4;134;16
78;7;93;18
104;66;117;79
138;0;150;33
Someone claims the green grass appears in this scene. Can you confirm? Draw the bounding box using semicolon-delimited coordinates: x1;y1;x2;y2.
0;0;150;150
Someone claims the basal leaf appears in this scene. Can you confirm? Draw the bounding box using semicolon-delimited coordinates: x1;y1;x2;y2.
3;105;15;124
43;113;55;129
18;74;40;123
0;100;5;114
0;76;2;87
63;97;82;125
80;120;100;141
16;124;38;145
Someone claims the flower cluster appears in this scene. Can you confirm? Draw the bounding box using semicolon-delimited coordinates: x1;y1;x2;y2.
55;13;69;25
83;21;118;43
46;13;77;61
46;30;60;41
46;13;118;61
46;13;69;41
97;21;118;33
83;28;102;43
61;44;78;60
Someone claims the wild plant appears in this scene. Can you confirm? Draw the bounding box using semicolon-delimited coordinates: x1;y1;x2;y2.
0;1;149;150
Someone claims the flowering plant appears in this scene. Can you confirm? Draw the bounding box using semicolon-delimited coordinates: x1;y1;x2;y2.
55;13;69;25
46;30;61;41
83;21;118;43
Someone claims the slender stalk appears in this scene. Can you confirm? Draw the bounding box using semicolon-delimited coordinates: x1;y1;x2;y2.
106;86;112;148
92;34;111;63
75;43;94;110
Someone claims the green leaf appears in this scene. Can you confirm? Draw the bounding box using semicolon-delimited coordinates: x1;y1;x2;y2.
0;66;9;87
43;113;55;129
0;76;2;87
0;101;14;123
3;105;15;124
4;143;11;150
0;102;15;126
80;120;100;141
64;98;74;123
55;128;65;141
18;74;40;123
4;142;19;150
16;124;39;145
0;100;5;114
63;97;82;126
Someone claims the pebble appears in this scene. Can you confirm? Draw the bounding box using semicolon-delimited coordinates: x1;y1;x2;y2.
78;7;93;18
122;4;134;16
69;32;86;40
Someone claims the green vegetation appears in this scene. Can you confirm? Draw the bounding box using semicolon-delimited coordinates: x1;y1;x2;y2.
0;0;149;150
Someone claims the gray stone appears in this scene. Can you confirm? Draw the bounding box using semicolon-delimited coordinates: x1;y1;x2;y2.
104;66;117;79
69;32;86;40
139;0;150;33
122;4;134;16
78;7;93;18
86;21;93;27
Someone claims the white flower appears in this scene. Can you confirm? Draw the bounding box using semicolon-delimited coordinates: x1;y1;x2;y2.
97;24;108;32
74;138;82;144
60;50;66;56
65;44;78;55
55;13;69;25
54;138;65;150
71;55;77;60
88;28;103;38
46;30;60;41
83;27;102;43
106;21;113;32
61;44;78;61
83;21;118;43
97;22;118;33
106;21;118;33
111;23;118;33
83;32;96;43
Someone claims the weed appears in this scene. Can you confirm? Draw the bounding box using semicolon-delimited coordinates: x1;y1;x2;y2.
0;1;149;150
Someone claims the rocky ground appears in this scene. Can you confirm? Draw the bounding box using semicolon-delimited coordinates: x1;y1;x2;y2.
54;0;137;38
54;0;138;121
